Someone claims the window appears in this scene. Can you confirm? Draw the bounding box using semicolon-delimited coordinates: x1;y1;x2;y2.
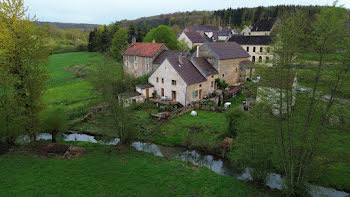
172;80;177;86
134;56;138;69
222;74;225;78
259;56;263;63
252;56;256;62
260;47;263;53
156;77;159;83
266;57;270;63
211;81;214;88
192;90;198;98
126;56;130;67
236;68;238;72
145;57;149;71
253;47;256;52
199;84;202;88
162;78;164;84
246;47;249;52
161;88;164;97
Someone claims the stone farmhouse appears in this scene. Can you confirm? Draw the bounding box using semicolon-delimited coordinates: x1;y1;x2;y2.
123;42;167;77
197;42;250;86
178;31;210;49
123;42;190;77
227;36;272;64
148;55;219;106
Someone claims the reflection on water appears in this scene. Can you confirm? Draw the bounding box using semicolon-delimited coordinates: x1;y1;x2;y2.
15;133;349;197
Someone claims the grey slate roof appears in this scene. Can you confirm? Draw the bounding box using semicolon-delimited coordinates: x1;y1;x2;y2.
252;18;278;32
186;26;221;32
153;50;190;65
191;57;218;76
227;36;272;45
205;42;250;60
167;57;207;85
184;31;207;43
136;84;154;90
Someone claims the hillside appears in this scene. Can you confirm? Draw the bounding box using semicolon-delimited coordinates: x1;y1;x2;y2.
37;21;100;30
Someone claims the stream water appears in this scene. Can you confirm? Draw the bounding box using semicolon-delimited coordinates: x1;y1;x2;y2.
15;133;349;197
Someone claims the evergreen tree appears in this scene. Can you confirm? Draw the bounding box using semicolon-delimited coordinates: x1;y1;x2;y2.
128;22;136;43
101;25;110;52
88;30;96;52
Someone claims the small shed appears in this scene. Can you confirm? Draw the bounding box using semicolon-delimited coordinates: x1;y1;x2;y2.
119;91;145;107
136;84;154;99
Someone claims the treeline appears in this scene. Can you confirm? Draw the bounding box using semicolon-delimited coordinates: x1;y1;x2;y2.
37;22;100;30
213;5;324;27
115;5;327;30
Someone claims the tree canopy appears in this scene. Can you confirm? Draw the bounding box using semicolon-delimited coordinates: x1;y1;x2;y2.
143;25;179;50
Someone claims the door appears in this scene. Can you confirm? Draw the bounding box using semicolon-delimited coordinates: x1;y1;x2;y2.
146;88;150;98
161;88;164;97
172;91;176;101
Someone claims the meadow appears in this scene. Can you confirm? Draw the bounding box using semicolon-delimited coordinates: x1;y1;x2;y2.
42;52;103;124
0;142;279;197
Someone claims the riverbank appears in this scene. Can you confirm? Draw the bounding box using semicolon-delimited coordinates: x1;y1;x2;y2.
0;141;280;196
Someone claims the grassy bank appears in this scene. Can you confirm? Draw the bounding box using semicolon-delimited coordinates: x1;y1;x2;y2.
0;142;277;196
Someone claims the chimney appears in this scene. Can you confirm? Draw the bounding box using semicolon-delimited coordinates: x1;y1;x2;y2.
178;52;183;65
196;46;199;58
132;37;136;44
152;39;156;43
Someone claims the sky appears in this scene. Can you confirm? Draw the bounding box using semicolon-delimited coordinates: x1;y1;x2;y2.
25;0;350;25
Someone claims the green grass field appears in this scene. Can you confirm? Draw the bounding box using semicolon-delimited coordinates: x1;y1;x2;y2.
42;52;103;123
150;111;228;149
0;142;278;197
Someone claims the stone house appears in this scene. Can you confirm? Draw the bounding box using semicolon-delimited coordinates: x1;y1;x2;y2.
123;42;167;77
227;36;273;64
197;42;250;86
148;55;219;106
240;26;252;36
250;17;281;36
119;91;145;107
177;31;208;49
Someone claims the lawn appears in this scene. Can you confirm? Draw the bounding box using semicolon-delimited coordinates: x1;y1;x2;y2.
0;142;270;197
42;52;103;123
149;111;228;150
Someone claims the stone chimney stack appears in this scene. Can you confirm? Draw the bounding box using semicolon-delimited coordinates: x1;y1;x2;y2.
178;52;183;65
152;39;156;43
196;46;199;58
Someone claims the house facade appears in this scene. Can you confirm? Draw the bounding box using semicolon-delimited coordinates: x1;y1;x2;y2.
227;36;273;64
148;56;219;106
197;42;250;86
123;42;167;77
178;31;208;49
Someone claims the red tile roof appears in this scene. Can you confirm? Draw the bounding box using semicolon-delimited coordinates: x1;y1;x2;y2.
123;42;165;57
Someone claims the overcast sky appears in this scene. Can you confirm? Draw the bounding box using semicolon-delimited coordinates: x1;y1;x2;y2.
25;0;349;24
